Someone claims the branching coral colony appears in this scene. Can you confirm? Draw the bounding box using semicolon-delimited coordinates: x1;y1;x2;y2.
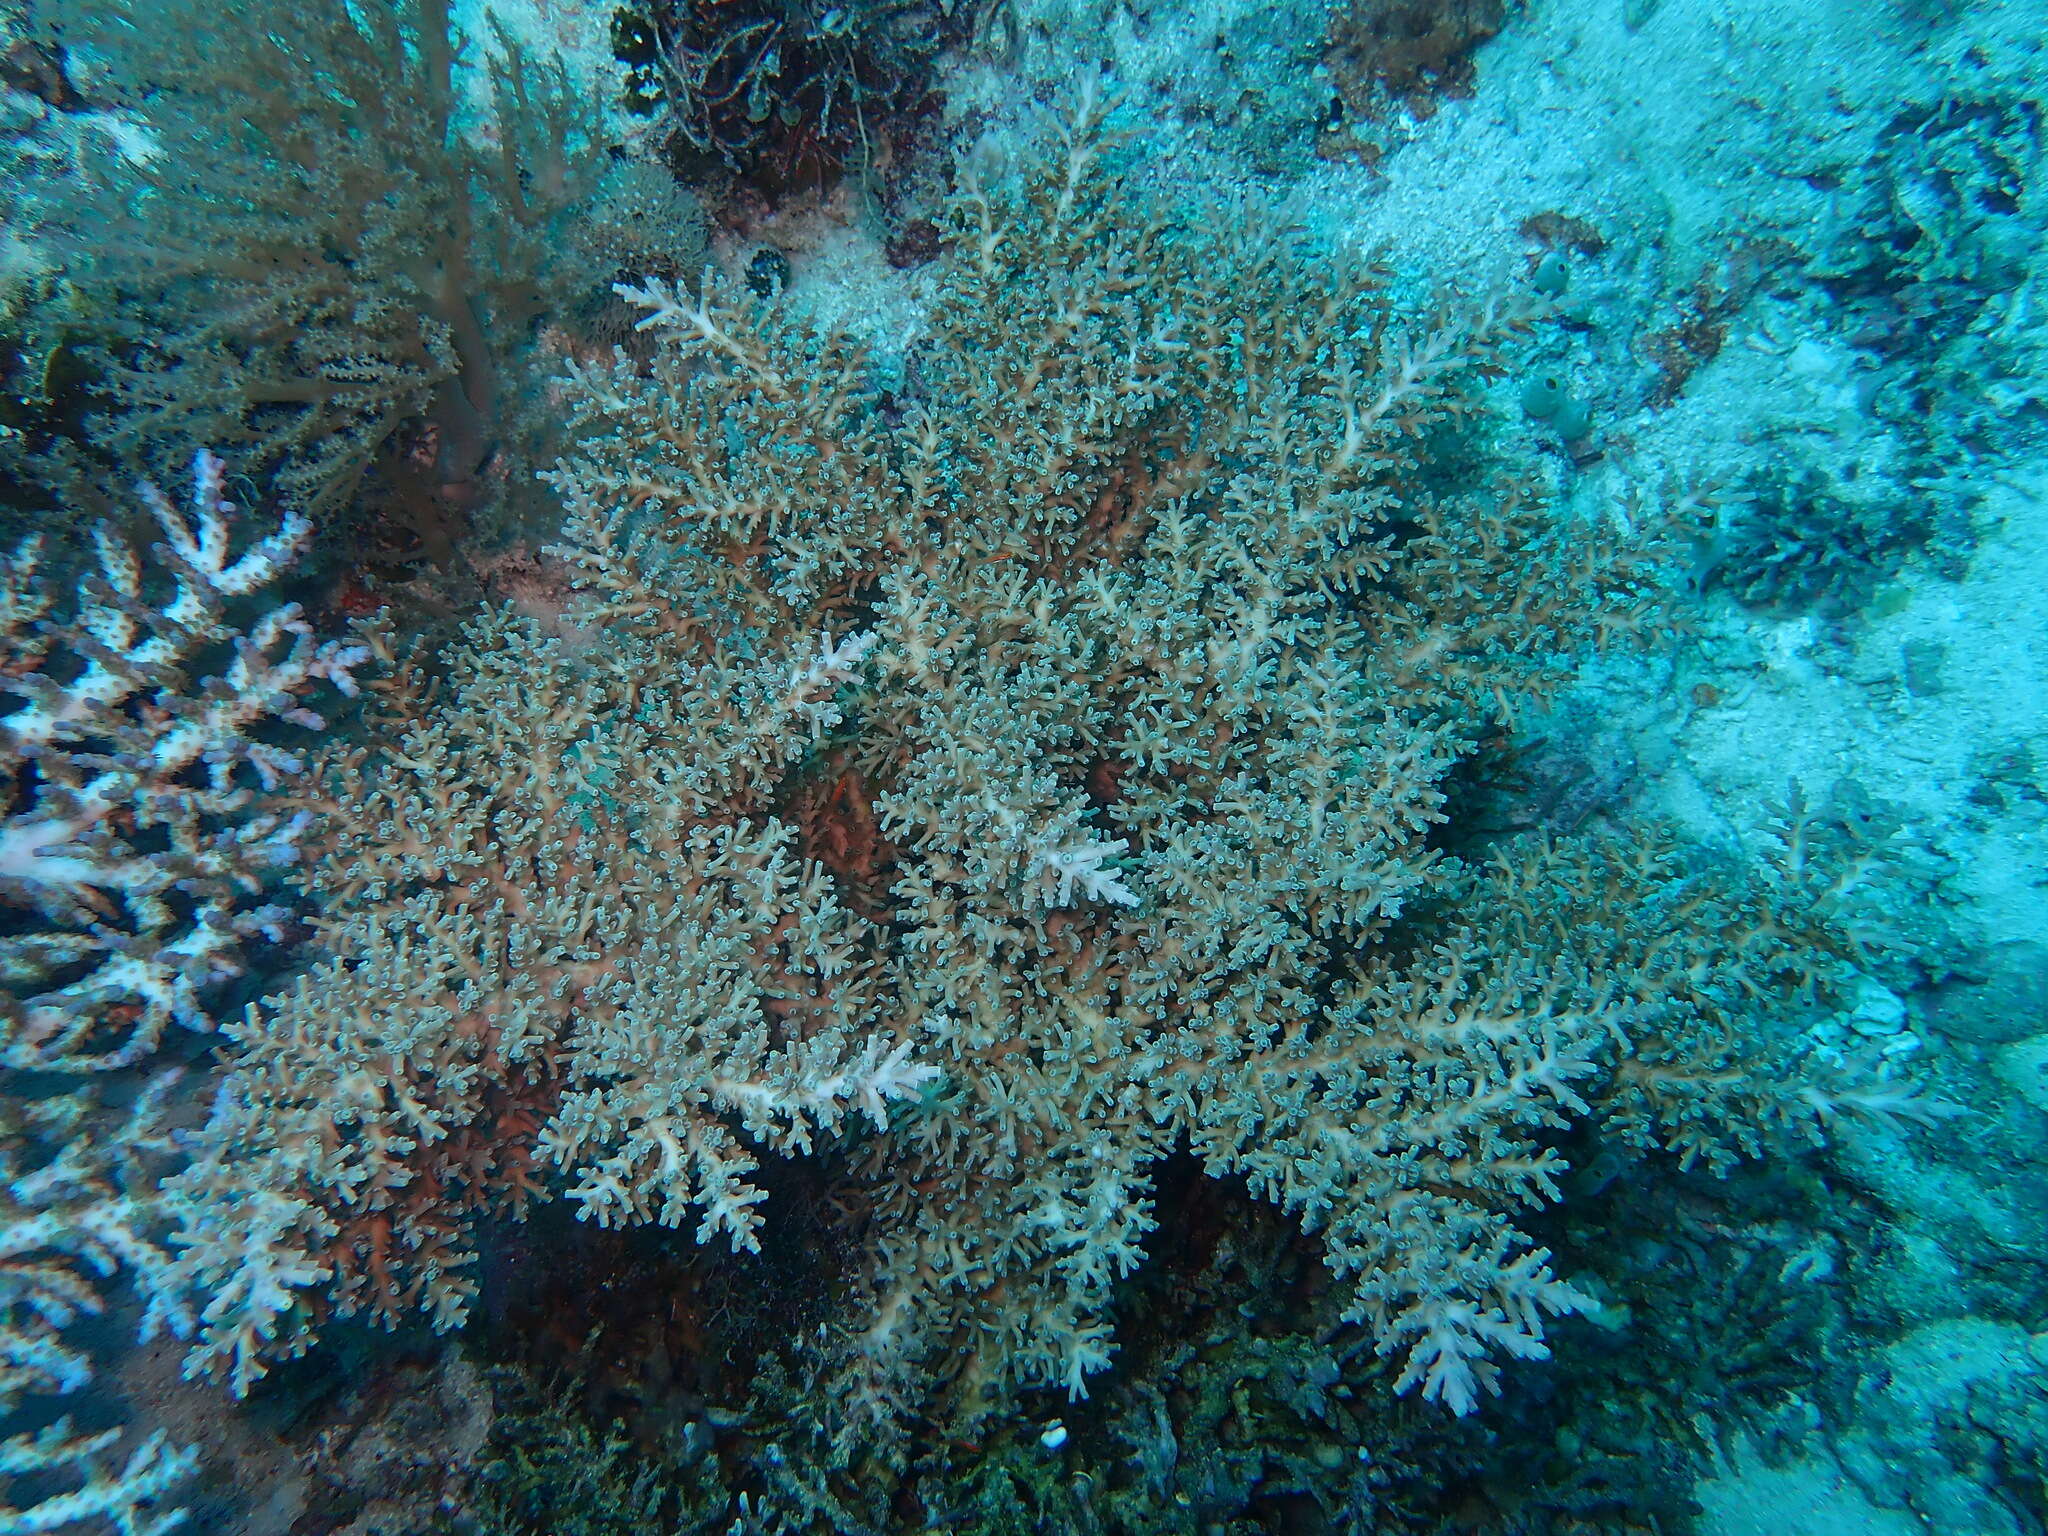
177;97;1934;1433
0;452;367;1532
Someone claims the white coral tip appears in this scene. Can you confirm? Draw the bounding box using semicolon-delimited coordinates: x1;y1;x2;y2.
1040;837;1138;907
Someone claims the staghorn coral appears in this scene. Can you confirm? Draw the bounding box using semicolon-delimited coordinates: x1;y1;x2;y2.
0;449;369;1075
179;94;1928;1433
0;1085;195;1536
0;451;367;1532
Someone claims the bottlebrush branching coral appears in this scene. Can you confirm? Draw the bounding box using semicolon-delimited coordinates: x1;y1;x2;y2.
180;91;1930;1428
0;451;367;1532
167;603;938;1394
